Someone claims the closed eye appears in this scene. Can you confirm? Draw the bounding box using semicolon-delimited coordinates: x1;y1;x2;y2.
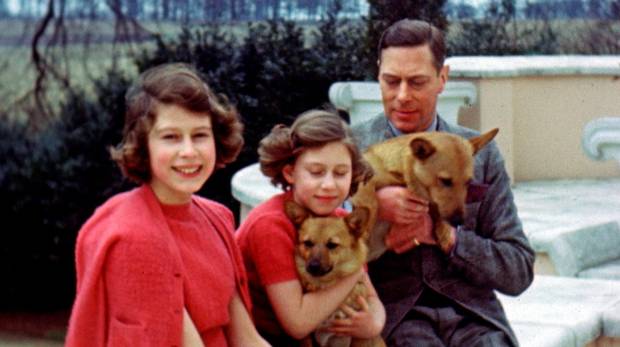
408;78;429;88
193;132;211;139
381;75;400;86
162;133;179;140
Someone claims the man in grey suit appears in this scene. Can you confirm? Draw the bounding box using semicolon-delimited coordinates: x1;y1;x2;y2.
352;19;535;347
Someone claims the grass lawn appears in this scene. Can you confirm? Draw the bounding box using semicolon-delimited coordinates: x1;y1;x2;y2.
0;43;142;119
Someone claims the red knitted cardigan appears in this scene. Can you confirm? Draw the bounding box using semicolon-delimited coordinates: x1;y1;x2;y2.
65;185;251;346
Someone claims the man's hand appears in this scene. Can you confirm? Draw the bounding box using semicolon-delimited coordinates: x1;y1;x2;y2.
376;186;429;224
377;186;457;254
384;219;432;253
377;186;433;253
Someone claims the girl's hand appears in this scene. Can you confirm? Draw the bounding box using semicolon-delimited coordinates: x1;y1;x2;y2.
324;295;383;339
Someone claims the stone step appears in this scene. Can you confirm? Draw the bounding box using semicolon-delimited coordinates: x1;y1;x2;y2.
513;178;620;278
499;275;620;347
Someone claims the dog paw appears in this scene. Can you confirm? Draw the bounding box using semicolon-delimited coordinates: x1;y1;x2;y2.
434;222;456;254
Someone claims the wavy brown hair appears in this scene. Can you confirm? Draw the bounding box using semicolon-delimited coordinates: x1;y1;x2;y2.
258;109;372;196
110;63;243;184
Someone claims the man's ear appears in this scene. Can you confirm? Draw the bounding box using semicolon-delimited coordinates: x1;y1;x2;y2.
410;138;436;161
284;200;309;227
437;64;449;94
282;164;294;185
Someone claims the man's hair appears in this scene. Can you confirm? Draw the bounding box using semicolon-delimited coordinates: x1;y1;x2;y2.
258;109;372;195
378;19;446;72
110;63;244;184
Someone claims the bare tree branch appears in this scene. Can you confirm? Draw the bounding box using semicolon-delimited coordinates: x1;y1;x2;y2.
30;0;55;129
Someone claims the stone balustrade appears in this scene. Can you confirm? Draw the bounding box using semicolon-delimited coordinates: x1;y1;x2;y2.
328;80;477;126
582;117;620;167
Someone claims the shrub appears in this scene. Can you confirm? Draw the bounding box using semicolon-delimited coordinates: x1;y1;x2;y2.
365;0;447;76
0;72;129;309
448;0;559;55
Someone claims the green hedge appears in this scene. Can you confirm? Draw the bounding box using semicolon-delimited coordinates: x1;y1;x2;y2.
0;79;129;309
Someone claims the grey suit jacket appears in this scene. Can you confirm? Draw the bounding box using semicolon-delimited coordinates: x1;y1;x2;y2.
352;114;535;346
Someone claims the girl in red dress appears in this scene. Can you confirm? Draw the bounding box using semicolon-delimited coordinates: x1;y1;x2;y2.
236;110;386;346
66;63;269;347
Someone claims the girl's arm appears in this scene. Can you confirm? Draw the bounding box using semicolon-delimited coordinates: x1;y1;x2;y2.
265;268;364;339
226;291;271;347
326;273;386;338
182;308;204;347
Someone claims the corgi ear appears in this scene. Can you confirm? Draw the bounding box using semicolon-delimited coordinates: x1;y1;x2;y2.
345;206;370;238
410;138;436;160
284;200;309;226
469;128;499;155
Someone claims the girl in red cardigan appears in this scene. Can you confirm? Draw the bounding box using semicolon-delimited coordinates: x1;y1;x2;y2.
66;63;269;347
235;110;386;346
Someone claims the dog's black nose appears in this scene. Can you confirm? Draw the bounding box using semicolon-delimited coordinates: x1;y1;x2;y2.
448;214;464;227
306;259;332;277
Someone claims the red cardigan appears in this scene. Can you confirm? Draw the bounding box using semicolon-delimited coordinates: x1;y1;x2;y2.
66;185;251;346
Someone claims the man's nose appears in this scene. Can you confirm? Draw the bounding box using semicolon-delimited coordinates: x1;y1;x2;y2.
397;81;412;102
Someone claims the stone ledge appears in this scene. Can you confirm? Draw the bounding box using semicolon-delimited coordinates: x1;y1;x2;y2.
603;302;620;337
579;258;620;281
499;275;620;347
513;179;620;279
447;55;620;78
529;221;620;277
510;323;575;347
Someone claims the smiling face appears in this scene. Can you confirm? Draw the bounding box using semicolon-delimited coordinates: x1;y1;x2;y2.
148;103;216;204
378;45;449;134
283;141;353;216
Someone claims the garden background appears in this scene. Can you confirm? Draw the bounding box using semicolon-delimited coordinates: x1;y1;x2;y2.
0;0;618;340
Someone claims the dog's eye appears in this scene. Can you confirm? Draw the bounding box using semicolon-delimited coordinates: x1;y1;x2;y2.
326;241;339;250
302;240;314;248
440;178;453;187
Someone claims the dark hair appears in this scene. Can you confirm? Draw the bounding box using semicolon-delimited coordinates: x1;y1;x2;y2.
258;109;372;195
378;19;446;72
110;63;243;184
